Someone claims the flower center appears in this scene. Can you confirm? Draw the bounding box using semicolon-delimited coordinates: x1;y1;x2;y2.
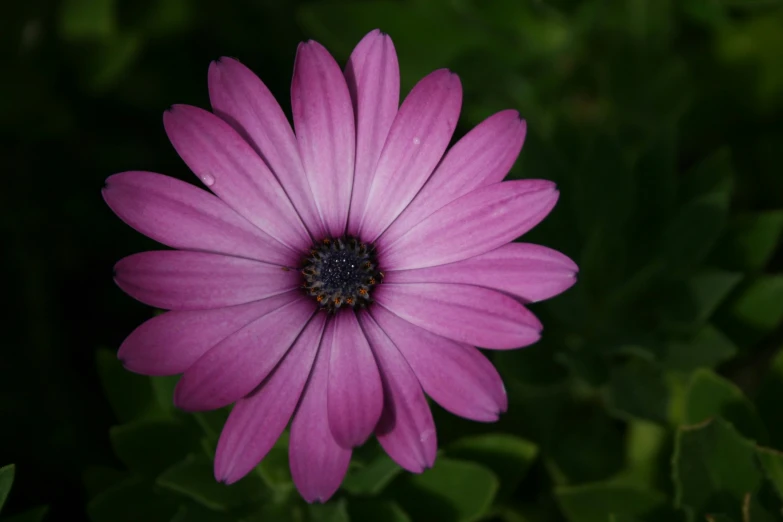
301;237;382;312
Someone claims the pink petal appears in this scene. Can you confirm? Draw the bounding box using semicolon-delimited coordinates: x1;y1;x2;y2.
370;306;507;422
215;313;327;484
344;29;400;235
357;69;462;242
358;311;436;473
173;297;314;411
290;321;352;503
163;104;311;250
114;251;300;310
292;40;355;237
375;283;542;349
118;294;298;376
103;171;297;266
327;312;383;448
381;110;526;245
380;180;559;270
385;243;578;303
208;58;327;239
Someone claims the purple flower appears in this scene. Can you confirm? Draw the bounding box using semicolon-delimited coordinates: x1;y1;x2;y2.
104;29;577;502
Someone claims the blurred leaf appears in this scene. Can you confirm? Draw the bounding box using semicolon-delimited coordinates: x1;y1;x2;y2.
448;433;538;500
157;453;267;511
82;34;143;92
150;376;178;414
756;447;783;501
391;458;498;522
717;11;783;103
713;211;783;271
348;499;411;522
110;418;201;477
87;477;179;522
633;123;678;256
193;409;230;444
682;0;729;27
549;403;626;484
2;506;49;522
96;348;162;423
257;432;293;491
298;0;484;90
614;421;669;489
661;149;734;275
683;369;766;441
556;483;668;522
0;464;14;512
121;0;193;36
673;418;763;519
756;349;783;449
572;134;635;296
494;342;569;388
168;503;240;522
667;270;744;327
308;498;349;522
59;0;115;40
727;275;783;336
342;453;401;496
663;324;738;372
83;466;130;498
606;357;669;423
703;516;733;522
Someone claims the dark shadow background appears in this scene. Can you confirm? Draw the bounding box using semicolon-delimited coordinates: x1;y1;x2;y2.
2;1;782;521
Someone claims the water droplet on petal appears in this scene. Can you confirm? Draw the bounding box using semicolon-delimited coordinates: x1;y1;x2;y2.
200;173;216;187
412;137;421;145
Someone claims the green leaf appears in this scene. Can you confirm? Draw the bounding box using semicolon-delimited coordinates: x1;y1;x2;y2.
348;499;411;522
82;33;143;92
703;516;734;522
308;498;349;522
87;477;179;522
713;210;783;271
613;421;669;489
683;369;766;442
728;275;783;336
0;465;15;513
673;418;763;519
168;503;240;522
572;134;635;297
342;454;401;496
661;149;733;275
682;0;729;28
59;0;115;40
556;483;668;522
157;453;268;511
83;466;130;498
256;432;292;491
757;447;783;500
756;349;783;449
110;418;201;477
548;403;627;484
670;270;744;326
193;409;230;444
448;433;538;500
391;458;498;522
663;324;738;372
297;1;485;91
150;376;179;414
606;356;669;423
95;348;162;423
2;506;49;522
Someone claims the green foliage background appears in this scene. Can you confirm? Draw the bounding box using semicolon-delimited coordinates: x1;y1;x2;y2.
2;0;783;521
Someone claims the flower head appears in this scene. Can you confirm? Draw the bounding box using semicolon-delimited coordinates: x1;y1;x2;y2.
104;29;577;502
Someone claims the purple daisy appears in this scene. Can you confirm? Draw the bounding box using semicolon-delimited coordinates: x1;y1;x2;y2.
104;29;577;502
